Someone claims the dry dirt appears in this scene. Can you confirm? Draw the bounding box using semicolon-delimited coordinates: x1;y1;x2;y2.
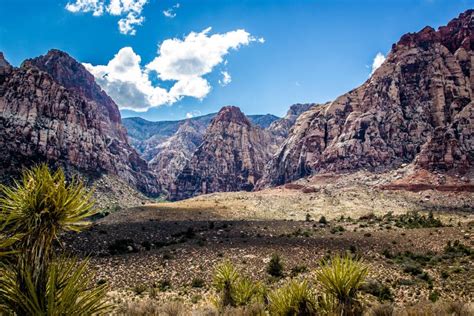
65;170;474;311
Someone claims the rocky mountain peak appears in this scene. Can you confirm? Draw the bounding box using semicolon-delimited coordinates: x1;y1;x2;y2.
395;9;473;53
23;49;121;124
0;50;158;194
169;106;276;200
0;52;11;71
259;10;474;188
213;105;251;126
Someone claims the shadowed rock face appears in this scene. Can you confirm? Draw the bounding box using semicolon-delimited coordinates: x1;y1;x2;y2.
0;50;159;195
259;10;474;188
170;106;275;200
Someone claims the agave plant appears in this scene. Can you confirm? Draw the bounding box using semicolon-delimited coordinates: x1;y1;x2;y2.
0;164;111;314
315;254;368;315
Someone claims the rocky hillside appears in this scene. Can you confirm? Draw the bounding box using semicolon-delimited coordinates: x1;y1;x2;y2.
0;50;158;195
259;10;474;188
169;106;277;200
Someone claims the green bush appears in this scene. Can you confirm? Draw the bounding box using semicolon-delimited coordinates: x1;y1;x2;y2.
395;211;442;229
267;254;284;278
268;279;317;316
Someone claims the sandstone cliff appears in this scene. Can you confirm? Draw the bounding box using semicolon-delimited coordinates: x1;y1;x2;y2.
0;50;158;195
170;106;275;200
259;10;474;188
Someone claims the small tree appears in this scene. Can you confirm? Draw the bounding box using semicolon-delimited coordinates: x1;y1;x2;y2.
0;164;112;314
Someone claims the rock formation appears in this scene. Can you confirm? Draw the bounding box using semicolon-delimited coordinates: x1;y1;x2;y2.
170;106;275;200
0;50;158;194
268;103;315;139
149;119;205;193
259;10;474;188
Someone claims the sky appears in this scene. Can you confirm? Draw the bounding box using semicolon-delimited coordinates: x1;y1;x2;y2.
1;0;473;121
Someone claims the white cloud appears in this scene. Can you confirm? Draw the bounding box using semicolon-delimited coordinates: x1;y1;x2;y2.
65;0;148;35
219;71;232;86
65;0;105;16
186;110;201;119
163;3;180;18
83;28;263;111
83;47;171;111
371;52;386;75
146;27;257;80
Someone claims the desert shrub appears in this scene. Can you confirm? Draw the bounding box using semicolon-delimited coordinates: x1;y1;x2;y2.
330;225;345;234
118;299;162;315
267;279;317;316
395;211;442;229
267;254;284;278
291;265;309;277
428;290;440;302
319;216;328;224
109;239;137;255
0;164;111;314
444;240;473;258
192;277;205;288
368;303;394;316
158;279;172;291
316;254;368;315
360;279;393;302
133;283;148;295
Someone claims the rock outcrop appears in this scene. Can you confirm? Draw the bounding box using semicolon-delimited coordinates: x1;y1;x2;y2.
170;106;275;200
149;119;205;193
0;50;158;194
259;10;474;188
268;103;315;139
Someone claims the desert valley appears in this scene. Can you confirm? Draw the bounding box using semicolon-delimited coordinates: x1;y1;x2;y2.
0;4;473;316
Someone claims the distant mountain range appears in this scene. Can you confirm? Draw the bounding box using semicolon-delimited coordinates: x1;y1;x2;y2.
0;9;472;201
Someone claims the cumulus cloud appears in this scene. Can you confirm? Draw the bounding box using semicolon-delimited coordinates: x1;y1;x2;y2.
186;110;202;119
219;71;232;86
371;52;386;75
163;3;180;18
84;28;263;111
65;0;148;35
83;47;171;111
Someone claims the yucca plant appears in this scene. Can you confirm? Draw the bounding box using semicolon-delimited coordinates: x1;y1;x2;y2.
213;260;240;307
268;279;317;316
0;256;110;315
233;278;264;306
316;254;368;315
0;164;111;314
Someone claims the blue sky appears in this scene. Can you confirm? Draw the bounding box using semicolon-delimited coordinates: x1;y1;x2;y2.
1;0;473;121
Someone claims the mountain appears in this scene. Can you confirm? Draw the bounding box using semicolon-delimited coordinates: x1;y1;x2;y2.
259;10;474;188
267;103;316;139
169;106;277;200
122;113;279;160
149;119;206;193
0;50;158;195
